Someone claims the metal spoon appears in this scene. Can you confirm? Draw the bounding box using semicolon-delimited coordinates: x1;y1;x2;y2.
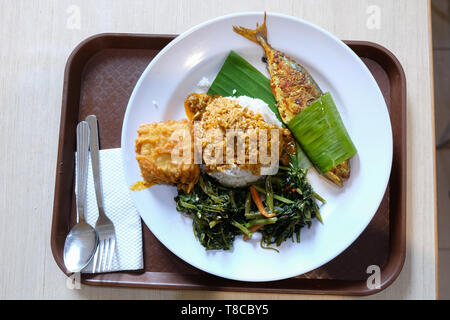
63;121;99;273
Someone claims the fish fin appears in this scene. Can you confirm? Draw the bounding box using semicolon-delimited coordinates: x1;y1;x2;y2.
233;12;268;44
324;171;343;187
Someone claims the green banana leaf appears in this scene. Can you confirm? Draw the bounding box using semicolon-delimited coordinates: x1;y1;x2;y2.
208;50;281;122
287;92;357;173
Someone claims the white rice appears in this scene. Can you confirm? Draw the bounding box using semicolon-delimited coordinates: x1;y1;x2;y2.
207;96;282;187
208;165;263;188
197;77;211;90
227;96;283;128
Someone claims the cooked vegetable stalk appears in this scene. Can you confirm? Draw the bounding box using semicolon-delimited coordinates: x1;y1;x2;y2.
287;93;357;174
265;176;274;213
244;192;252;215
243;225;264;241
246;217;278;228
245;212;264;219
252;185;294;204
250;186;276;218
230;220;252;237
243;218;278;241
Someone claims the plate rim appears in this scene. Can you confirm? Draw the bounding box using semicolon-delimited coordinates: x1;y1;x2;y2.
121;11;393;282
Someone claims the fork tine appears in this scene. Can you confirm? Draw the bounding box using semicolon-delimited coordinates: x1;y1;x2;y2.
92;244;100;272
97;240;105;273
107;238;116;271
87;116;117;274
102;239;110;272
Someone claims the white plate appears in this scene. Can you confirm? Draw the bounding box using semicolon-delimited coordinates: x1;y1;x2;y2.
121;12;392;282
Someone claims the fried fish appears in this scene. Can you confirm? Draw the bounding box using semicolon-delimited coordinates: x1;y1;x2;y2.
233;13;350;186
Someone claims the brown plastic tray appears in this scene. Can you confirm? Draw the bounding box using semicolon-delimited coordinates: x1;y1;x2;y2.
51;33;406;296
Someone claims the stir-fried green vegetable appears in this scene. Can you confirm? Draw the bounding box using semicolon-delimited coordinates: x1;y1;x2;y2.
175;175;248;250
175;160;324;251
257;163;324;248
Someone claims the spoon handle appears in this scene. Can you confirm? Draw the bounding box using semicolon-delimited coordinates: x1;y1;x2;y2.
86;115;105;215
76;121;90;222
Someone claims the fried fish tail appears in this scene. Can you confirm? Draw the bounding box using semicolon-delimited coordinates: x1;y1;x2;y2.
233;12;268;45
325;160;351;187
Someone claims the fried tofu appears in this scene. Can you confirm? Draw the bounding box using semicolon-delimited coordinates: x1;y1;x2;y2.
135;119;200;193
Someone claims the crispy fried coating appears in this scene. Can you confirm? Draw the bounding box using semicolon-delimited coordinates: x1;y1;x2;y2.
186;94;296;169
184;93;214;120
192;96;286;175
135;119;200;193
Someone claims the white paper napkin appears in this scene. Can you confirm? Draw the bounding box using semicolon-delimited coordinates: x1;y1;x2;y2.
75;148;143;273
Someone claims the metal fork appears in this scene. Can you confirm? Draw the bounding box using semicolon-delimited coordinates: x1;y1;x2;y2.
86;114;117;273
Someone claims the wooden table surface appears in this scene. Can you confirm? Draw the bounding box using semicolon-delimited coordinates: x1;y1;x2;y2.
0;0;437;299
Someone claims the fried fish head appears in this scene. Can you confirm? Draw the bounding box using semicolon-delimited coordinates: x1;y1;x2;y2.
135;119;200;193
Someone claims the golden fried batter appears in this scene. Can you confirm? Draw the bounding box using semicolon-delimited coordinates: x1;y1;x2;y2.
135;119;200;193
193;96;287;175
186;94;296;169
184;93;214;120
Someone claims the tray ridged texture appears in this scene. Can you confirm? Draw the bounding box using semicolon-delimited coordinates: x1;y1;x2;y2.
52;34;405;295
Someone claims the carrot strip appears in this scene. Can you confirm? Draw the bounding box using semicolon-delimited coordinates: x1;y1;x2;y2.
243;225;264;241
249;186;275;218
